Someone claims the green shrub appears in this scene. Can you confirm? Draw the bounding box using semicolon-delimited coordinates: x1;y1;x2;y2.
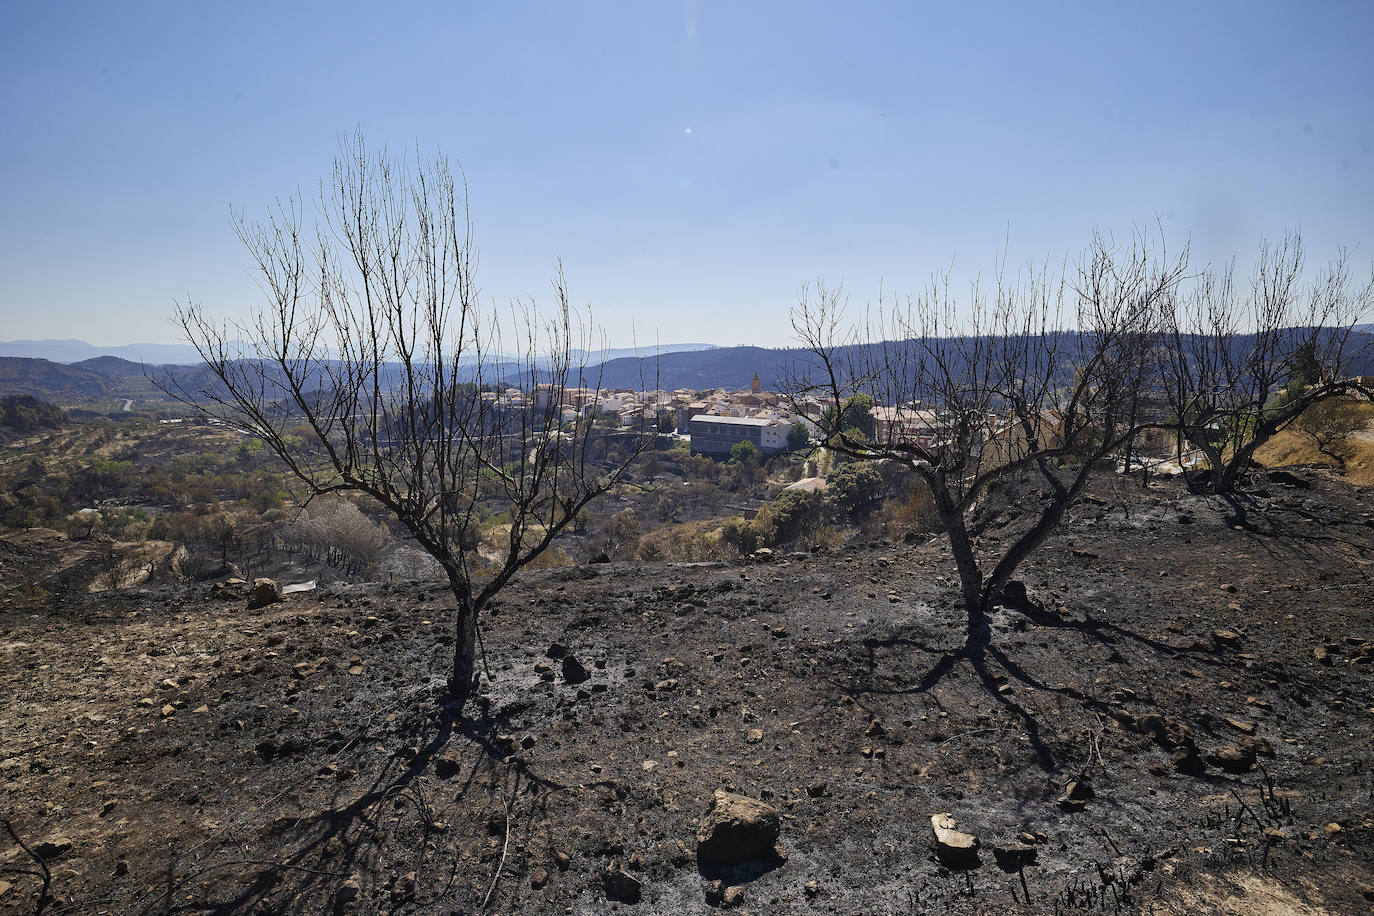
754;488;824;546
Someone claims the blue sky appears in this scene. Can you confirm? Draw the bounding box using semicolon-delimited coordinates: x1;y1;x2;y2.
2;1;1372;348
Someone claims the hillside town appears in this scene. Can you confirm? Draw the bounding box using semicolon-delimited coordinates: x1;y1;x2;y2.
524;372;820;458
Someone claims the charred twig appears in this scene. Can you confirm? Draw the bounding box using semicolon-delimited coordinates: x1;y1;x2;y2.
1229;788;1265;831
481;775;518;910
938;726;1007;746
1;819;53;915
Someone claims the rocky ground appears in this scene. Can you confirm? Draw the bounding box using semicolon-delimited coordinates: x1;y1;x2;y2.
2;470;1373;914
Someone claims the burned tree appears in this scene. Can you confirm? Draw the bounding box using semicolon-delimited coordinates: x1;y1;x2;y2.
1159;234;1373;494
1295;396;1370;471
166;136;649;710
787;235;1184;639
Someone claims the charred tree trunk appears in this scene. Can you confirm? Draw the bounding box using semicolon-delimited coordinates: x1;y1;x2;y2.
447;572;480;709
930;479;987;636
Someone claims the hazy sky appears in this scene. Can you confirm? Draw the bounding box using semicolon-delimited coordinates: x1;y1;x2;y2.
2;1;1372;348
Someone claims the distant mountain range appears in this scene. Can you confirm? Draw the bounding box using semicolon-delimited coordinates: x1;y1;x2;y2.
0;338;720;366
3;331;1372;407
0;346;789;404
0;339;210;365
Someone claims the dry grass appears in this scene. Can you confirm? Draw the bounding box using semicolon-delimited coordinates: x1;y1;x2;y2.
1255;399;1374;485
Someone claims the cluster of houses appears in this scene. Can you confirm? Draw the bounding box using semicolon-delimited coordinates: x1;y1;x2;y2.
514;375;1113;465
523;373;817;458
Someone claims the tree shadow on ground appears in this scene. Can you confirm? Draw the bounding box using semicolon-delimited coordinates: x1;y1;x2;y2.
842;622;1061;771
128;700;570;915
695;848;788;887
842;588;1235;775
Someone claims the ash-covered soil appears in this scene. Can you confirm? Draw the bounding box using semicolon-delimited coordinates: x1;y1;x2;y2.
2;472;1373;914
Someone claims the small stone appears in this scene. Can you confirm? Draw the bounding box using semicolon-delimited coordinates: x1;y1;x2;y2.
1171;746;1206;775
642;759;657;772
335;877;361;902
160;704;175;717
561;655;591;685
546;643;570;660
1211;629;1241;648
807;781;829;798
530;866;549;889
390;871;416;901
804;879;820;897
603;861;642;903
930;813;979;866
1206;744;1256;772
554;851;571;871
1056;772;1094;810
993;842;1038;870
746;728;763;744
1224;717;1256;734
34;836;72;859
722;885;745;906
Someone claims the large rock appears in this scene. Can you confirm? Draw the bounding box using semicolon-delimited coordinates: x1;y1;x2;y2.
929;814;979;866
696;790;781;864
248;578;283;609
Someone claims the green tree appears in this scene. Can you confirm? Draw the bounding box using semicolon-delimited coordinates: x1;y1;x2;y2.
824;462;884;521
729;439;760;464
754;488;823;545
719;516;761;555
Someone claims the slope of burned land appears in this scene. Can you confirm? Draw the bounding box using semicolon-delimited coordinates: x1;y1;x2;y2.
1;471;1372;914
